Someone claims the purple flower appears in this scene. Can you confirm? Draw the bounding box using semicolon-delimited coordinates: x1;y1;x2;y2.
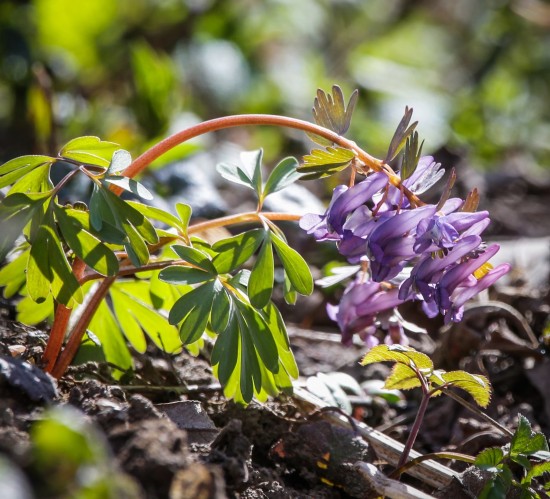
299;173;388;242
414;206;490;254
437;244;511;322
366;204;436;281
327;277;404;346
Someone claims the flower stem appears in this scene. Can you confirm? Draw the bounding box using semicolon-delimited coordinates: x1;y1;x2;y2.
42;258;86;372
188;211;301;234
119;114;421;205
396;375;431;472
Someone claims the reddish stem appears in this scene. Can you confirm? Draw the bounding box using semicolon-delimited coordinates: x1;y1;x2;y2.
50;276;115;378
42;258;86;373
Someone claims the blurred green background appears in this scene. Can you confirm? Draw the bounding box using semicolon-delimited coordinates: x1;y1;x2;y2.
2;0;550;171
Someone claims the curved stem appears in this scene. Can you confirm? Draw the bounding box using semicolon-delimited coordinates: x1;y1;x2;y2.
188;211;301;234
120;114;421;205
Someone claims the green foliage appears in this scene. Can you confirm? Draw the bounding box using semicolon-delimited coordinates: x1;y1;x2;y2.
361;345;492;407
474;415;550;499
216;149;302;209
298;146;355;180
308;85;359;146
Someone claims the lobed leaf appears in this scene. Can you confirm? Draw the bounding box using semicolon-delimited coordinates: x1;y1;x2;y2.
0;156;54;190
127;201;186;234
385;106;418;162
308;85;359;146
360;344;434;371
510;414;549;457
0;249;28;298
384;363;422;391
60;136;120;168
106;149;132;175
474;447;504;471
298;147;355;180
436;370;492;408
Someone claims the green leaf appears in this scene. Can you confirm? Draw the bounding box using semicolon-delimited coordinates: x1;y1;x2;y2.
87;294;133;377
511;414;550;457
271;233;313;295
236;300;279;373
262;156;302;200
298;146;355;180
283;271;297;305
308;85;359;146
316;264;360;288
7;163;52;195
385;106;418;163
106;149;132;175
54;205;119;277
171;244;218;274
434;370;492;408
0;155;53;176
211;314;240;386
248;238;274;308
0;249;28;298
524;460;550;484
127;201;185;234
60;136;120;168
104;176;153;200
0;158;54;190
212;229;264;274
16;293;53;325
159;265;214;285
475;447;505;471
216;149;263;196
384;363;422;390
175;203;192;239
27;225;52;303
0;191;52;262
111;281;182;353
360;345;434;371
210;287;232;333
401;131;424;181
168;280;216;325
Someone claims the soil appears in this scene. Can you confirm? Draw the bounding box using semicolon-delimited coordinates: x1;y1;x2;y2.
1;167;550;498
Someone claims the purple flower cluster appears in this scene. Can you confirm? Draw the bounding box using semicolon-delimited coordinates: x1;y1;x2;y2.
301;157;510;346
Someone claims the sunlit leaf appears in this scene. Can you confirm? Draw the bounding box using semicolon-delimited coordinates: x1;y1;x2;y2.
0;249;28;298
54;205;119;277
384;363;422;390
401;131;424;180
106;149;132;175
60;136;120;168
124;200;183;235
168;280;216;325
436;370;492;408
248;238;274;308
0;191;52;262
385;106;417;162
475;447;504;471
216;149;263;196
171;244;218;274
27;225;51;303
308;85;359;146
510;414;549;457
159;265;214;285
315;265;360;288
175;203;192;239
261;156;302;200
360;345;434;371
104;176;153;200
210;286;232;333
212;229;264;274
271;233;313;295
0;155;54;189
298;147;355;180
